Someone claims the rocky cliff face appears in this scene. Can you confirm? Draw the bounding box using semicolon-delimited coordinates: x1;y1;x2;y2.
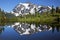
11;2;52;16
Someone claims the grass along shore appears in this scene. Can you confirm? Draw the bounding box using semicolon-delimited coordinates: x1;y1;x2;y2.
0;13;60;26
16;13;60;24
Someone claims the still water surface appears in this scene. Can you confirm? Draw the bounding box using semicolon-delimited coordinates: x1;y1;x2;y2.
0;23;60;40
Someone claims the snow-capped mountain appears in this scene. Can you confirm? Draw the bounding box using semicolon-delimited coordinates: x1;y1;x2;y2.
11;2;52;16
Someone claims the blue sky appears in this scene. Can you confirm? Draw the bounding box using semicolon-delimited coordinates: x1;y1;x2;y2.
0;0;60;12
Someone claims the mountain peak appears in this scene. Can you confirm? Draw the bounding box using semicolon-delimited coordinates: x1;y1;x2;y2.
11;2;52;16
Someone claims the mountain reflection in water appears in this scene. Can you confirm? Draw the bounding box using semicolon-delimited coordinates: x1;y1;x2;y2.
10;22;59;35
0;22;60;40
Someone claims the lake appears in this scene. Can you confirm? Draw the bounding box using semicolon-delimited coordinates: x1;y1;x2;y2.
0;22;60;40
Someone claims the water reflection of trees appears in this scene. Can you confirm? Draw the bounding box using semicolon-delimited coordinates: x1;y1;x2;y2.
51;25;60;32
0;26;4;34
51;15;60;32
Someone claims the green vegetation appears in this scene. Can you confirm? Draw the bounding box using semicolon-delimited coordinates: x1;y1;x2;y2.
17;13;54;24
0;6;60;27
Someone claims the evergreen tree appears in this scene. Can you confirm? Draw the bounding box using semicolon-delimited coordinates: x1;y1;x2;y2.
56;7;59;13
51;5;54;14
0;8;1;12
0;8;7;22
56;7;60;13
34;8;37;13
